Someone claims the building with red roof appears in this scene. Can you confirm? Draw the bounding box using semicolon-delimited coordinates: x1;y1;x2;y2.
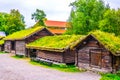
44;20;68;35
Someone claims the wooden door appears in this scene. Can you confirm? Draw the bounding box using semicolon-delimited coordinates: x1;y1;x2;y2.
90;49;102;68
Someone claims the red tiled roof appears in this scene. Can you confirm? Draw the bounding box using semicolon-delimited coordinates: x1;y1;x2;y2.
48;28;66;34
45;20;67;28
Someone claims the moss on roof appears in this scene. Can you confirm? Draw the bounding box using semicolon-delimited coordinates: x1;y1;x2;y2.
4;27;43;40
0;36;4;39
26;35;85;52
0;40;4;45
90;30;120;56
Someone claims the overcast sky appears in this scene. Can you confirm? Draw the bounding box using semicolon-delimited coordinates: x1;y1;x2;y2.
0;0;120;27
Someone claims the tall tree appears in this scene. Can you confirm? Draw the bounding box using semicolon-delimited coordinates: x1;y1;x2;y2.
66;0;109;34
32;9;46;26
7;9;25;35
99;9;120;36
0;9;25;35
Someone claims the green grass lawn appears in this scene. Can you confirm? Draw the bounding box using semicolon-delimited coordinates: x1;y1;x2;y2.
29;61;84;72
100;73;120;80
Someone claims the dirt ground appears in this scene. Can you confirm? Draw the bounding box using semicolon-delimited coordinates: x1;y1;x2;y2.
0;54;101;80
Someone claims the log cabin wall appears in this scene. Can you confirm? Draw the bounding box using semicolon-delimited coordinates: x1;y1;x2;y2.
64;50;75;63
25;28;53;44
76;36;112;72
15;41;26;56
37;50;64;63
4;41;11;52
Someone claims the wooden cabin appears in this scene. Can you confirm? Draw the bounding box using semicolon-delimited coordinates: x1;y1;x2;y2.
75;31;120;73
4;27;53;56
26;35;85;64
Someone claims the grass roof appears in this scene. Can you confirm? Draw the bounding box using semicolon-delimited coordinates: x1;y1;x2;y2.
4;27;43;40
90;30;120;56
0;40;4;45
26;35;85;52
0;36;4;39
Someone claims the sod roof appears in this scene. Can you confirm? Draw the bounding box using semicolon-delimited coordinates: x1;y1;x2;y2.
4;27;43;40
0;40;4;45
26;35;85;52
90;30;120;56
0;36;5;39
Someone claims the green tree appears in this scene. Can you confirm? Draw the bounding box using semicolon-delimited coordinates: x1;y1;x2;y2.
99;9;120;36
32;9;46;26
0;9;25;35
7;9;25;35
66;0;109;35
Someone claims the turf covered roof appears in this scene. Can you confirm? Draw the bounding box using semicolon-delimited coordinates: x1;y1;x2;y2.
26;35;85;52
0;36;5;39
90;30;120;56
0;40;4;45
4;27;43;40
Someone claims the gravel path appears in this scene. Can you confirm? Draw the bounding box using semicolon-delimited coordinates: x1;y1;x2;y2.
0;54;101;80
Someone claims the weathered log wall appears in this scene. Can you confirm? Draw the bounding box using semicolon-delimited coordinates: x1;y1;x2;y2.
15;41;26;56
37;50;63;63
4;41;11;52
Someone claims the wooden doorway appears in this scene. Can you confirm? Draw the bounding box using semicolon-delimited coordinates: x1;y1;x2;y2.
11;41;15;50
90;49;102;68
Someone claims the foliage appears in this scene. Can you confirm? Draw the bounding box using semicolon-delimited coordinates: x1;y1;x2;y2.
26;35;85;52
66;0;109;35
4;27;43;40
100;73;120;80
99;9;120;36
0;9;25;35
90;30;120;55
30;61;81;72
32;9;46;26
